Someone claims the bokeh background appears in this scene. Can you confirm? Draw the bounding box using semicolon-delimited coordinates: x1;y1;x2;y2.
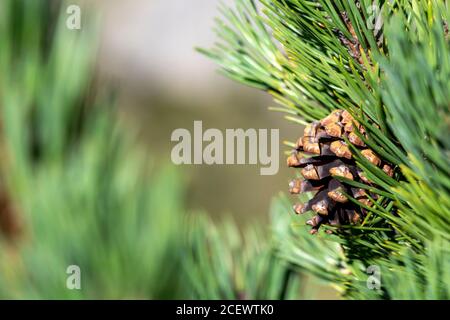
0;0;338;299
95;0;299;224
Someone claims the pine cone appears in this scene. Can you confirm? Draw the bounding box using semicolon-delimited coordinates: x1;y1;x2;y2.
287;109;393;234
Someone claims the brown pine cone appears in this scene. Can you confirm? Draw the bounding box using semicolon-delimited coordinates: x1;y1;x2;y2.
287;109;393;234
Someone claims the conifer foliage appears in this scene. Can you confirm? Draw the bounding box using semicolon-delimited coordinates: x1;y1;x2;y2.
203;0;450;299
0;0;448;300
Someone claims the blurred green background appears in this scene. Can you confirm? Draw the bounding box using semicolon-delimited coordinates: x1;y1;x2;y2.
0;0;337;299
